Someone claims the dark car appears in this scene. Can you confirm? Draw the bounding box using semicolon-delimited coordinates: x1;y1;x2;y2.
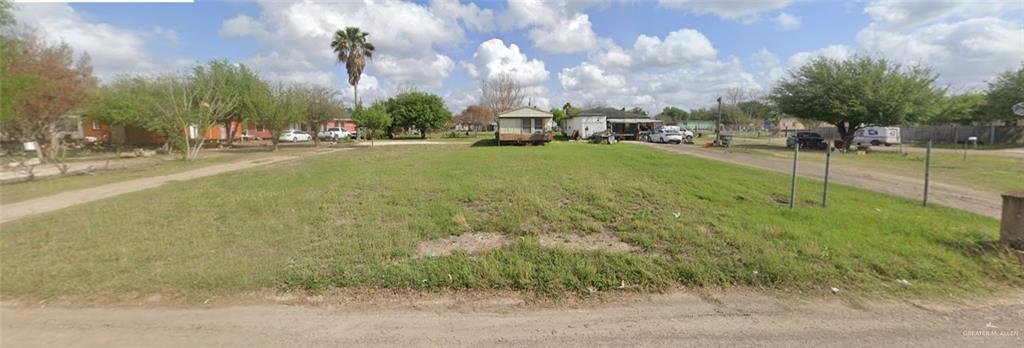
786;132;828;150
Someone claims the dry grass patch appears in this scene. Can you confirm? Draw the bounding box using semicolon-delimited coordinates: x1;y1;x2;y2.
417;232;511;257
539;233;639;253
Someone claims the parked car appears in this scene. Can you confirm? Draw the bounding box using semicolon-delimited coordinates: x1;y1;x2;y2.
279;130;312;142
649;127;684;144
786;131;828;150
318;127;350;141
853;126;900;147
664;126;695;143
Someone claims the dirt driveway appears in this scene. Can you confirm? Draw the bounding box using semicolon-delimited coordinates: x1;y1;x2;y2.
645;143;1002;218
0;149;345;224
2;291;1022;347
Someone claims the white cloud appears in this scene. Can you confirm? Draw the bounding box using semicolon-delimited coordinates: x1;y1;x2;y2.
501;0;607;54
429;0;495;32
632;29;717;67
373;54;454;88
528;13;605;54
787;45;853;67
658;0;793;20
856;17;1024;89
774;12;801;30
469;39;550;87
559;62;627;91
220;0;468;91
590;28;717;72
557;58;764;113
863;0;1020;28
12;3;188;81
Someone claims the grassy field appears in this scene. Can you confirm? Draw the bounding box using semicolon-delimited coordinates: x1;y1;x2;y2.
722;138;1024;193
0;149;311;205
1;143;1021;300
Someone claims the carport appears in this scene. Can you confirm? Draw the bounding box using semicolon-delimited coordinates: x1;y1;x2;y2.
608;118;664;140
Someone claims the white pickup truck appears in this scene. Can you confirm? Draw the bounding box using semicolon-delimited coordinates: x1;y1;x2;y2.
318;128;351;141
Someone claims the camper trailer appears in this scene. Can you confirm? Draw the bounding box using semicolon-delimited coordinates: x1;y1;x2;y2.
853;126;901;147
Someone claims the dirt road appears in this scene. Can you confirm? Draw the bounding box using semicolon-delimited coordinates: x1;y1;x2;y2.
0;149;344;224
646;143;1002;218
2;291;1021;347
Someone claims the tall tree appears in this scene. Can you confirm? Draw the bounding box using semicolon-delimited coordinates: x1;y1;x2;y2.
249;82;305;151
627;107;648;116
550;108;566;124
201;60;262;148
296;84;345;147
85;75;178;150
0;31;95;159
456;104;493;132
984;65;1024;125
930;93;987;125
151;69;238;160
331;27;375;107
658;106;688;124
385;91;452;139
480;73;524;116
771;56;942;148
352;102;391;147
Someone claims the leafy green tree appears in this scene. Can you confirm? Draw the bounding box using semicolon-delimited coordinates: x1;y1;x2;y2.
984;65;1023;124
550;108;566;124
658;106;688;124
0;0;13;28
385;91;451;139
771;56;943;148
930;93;987;125
0;31;96;159
627;107;648;116
150;70;238;160
249;82;306;151
200;60;263;147
296;84;345;146
331;27;375;107
85;75;180;149
352;102;391;147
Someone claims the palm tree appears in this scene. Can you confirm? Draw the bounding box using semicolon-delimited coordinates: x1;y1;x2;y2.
331;27;375;107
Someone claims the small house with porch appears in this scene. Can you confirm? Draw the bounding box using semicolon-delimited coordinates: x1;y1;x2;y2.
496;107;554;144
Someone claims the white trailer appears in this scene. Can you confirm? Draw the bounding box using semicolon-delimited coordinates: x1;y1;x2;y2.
853;126;901;146
563;116;606;140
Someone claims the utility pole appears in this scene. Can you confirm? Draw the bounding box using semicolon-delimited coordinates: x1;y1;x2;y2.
716;96;722;144
789;143;799;209
924;139;932;207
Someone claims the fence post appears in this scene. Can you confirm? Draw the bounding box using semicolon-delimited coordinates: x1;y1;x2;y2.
822;146;831;208
924;140;932;207
790;143;799;208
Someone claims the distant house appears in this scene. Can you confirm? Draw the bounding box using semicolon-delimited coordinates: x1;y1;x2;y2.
496;106;554;144
563;107;663;140
777;117;807;131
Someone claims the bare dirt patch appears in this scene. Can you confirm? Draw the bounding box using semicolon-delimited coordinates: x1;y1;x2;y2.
417;232;510;257
539;233;639;253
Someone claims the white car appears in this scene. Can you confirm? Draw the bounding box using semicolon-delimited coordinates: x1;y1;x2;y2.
649;126;692;144
318;127;350;141
279;130;312;142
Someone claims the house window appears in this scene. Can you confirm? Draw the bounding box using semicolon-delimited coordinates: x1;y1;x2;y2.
522;118;532;133
91;120;101;130
255;124;265;132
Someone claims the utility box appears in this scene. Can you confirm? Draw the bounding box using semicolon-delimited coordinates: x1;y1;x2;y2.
1001;192;1024;250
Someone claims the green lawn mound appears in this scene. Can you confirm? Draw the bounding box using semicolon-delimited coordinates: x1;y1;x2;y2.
2;143;1020;299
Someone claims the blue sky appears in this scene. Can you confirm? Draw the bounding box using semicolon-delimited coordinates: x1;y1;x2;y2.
13;0;1024;113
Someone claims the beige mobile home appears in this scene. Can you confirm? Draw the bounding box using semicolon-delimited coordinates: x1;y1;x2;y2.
496;106;554;145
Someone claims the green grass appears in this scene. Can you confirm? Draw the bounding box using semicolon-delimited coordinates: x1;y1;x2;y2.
720;141;1024;193
0;149;306;205
1;143;1021;300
